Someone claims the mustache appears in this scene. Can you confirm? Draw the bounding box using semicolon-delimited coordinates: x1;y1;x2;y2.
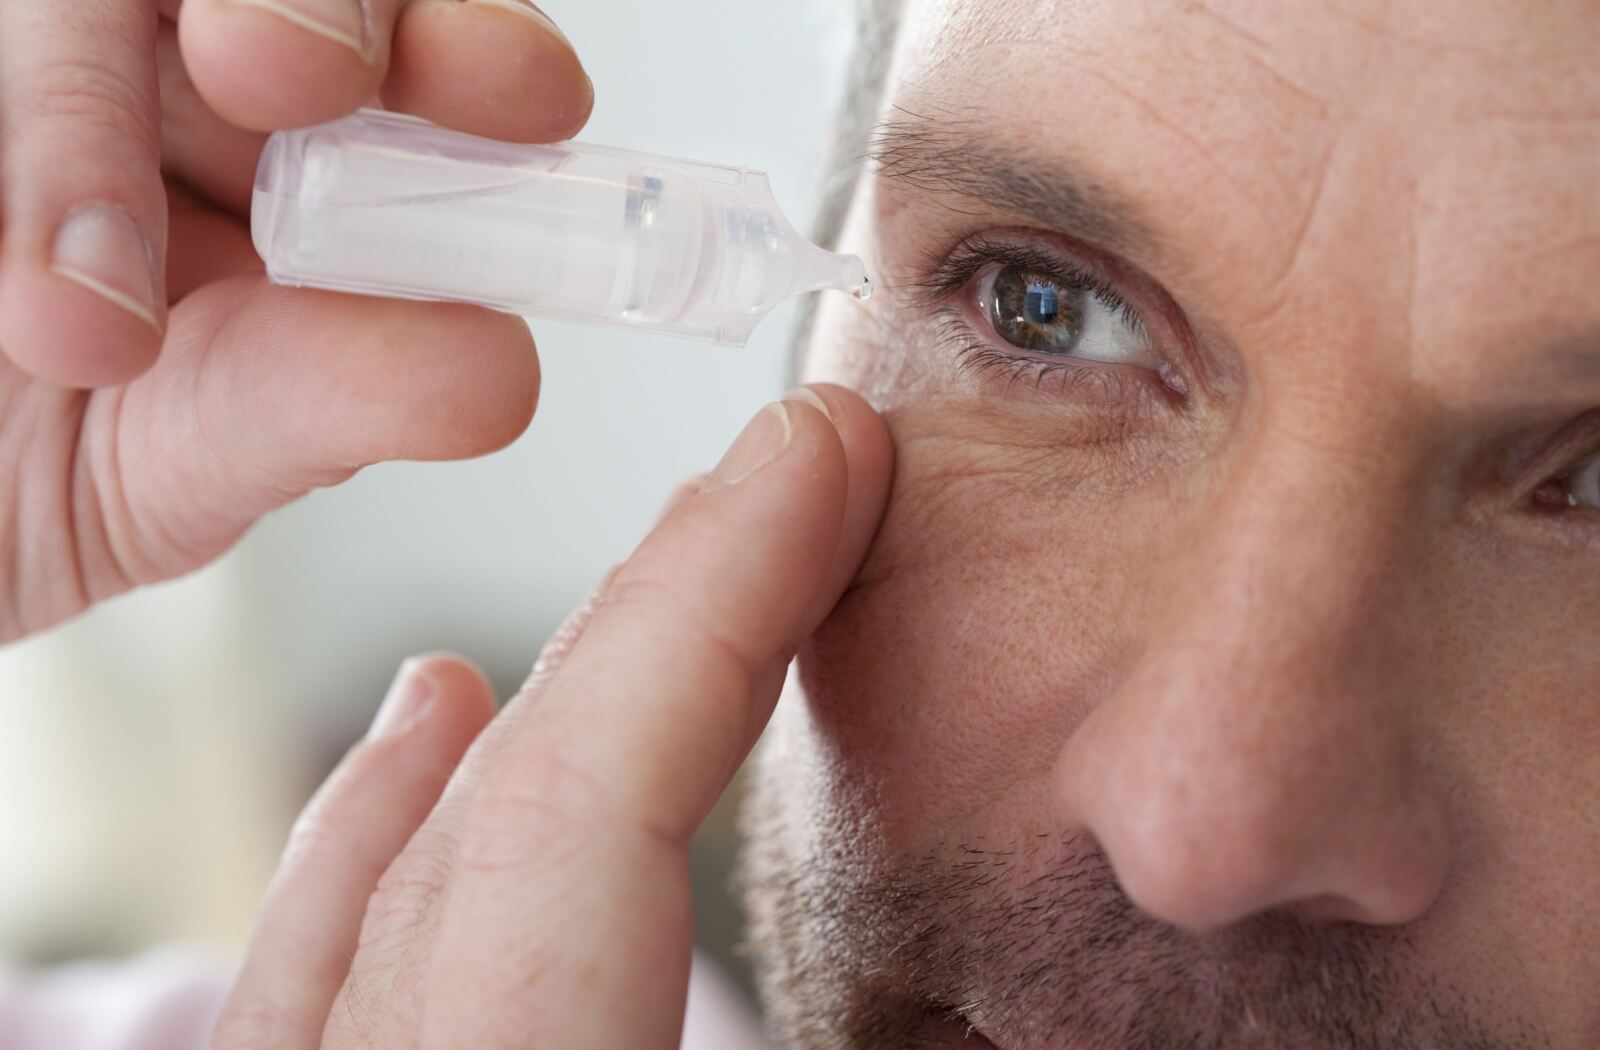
742;833;1543;1050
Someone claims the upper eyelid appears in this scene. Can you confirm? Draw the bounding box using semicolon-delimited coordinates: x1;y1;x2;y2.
903;236;1118;306
905;235;1148;336
896;243;990;307
1513;410;1600;488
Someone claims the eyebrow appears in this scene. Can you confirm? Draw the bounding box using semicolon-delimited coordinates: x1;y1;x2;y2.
868;114;1600;401
867;108;1162;263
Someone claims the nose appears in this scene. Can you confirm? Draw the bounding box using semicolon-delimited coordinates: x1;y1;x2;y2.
1054;432;1452;933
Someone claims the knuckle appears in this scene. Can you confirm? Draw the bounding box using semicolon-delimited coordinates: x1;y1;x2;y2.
601;575;758;692
327;970;399;1050
455;748;613;874
602;573;694;624
22;57;158;146
358;829;455;954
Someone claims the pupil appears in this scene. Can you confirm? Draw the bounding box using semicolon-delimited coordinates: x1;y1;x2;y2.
1024;283;1060;325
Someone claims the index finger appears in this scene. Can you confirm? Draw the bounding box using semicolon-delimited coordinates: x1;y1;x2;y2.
520;390;891;841
417;389;891;1049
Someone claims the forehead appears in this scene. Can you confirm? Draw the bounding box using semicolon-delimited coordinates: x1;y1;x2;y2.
881;0;1600;405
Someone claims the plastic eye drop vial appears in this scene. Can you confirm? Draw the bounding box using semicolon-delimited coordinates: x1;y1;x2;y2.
251;109;871;346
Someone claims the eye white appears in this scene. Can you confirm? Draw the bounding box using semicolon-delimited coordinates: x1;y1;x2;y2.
1569;452;1600;508
1071;290;1155;366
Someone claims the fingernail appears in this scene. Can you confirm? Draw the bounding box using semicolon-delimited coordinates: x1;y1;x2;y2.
785;387;835;423
706;403;792;490
468;0;571;46
368;659;438;740
231;0;372;58
50;204;161;332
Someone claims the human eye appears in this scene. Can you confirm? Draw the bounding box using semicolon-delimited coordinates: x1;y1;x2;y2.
1568;453;1600;508
910;234;1188;402
1517;411;1600;535
978;257;1150;364
1534;443;1600;511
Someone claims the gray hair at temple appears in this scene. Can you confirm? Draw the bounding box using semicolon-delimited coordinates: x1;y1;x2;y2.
813;0;904;251
791;0;904;363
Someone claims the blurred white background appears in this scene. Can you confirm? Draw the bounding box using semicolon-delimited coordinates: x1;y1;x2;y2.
0;0;849;989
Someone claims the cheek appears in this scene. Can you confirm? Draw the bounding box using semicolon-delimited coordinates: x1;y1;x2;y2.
794;292;1201;858
792;409;1168;857
1416;550;1600;1010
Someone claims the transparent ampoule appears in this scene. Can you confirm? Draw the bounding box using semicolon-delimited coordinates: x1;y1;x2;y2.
251;109;870;346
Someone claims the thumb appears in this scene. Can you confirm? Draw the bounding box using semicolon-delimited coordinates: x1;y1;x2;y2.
95;277;539;588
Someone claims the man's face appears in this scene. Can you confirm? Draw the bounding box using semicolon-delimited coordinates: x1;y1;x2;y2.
741;1;1600;1047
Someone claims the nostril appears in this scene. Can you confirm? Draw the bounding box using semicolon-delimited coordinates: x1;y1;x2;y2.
1054;646;1454;936
1075;771;1343;933
1092;817;1285;933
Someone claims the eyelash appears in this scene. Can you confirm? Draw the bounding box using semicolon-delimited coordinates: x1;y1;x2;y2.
1525;414;1600;518
908;237;1171;404
912;238;1144;330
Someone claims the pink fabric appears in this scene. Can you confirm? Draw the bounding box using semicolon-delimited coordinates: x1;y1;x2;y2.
0;950;764;1050
0;950;229;1050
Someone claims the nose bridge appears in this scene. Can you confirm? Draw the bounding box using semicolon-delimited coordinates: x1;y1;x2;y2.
1180;400;1411;681
1156;406;1421;820
1056;399;1451;931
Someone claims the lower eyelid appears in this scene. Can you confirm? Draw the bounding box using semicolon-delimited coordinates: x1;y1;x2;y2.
932;310;1171;411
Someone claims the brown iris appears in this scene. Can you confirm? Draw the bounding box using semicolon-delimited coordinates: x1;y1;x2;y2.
986;266;1085;354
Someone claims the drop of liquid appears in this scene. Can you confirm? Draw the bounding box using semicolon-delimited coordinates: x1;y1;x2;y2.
854;275;874;302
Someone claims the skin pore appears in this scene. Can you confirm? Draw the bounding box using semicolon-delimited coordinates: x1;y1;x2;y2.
740;1;1600;1048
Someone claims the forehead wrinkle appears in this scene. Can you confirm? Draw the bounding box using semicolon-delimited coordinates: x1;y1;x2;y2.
1186;0;1332;121
881;5;1346;289
882;0;1600;411
888;7;1247;195
1313;0;1506;63
1314;0;1599;65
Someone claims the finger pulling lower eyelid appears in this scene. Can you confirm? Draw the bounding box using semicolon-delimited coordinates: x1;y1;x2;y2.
704;403;793;491
656;393;824;518
786;387;836;423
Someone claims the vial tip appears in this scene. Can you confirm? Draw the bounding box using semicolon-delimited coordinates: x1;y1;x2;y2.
854;275;873;302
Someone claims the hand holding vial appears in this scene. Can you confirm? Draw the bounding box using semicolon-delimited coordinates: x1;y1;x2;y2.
0;0;587;644
0;4;890;1048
